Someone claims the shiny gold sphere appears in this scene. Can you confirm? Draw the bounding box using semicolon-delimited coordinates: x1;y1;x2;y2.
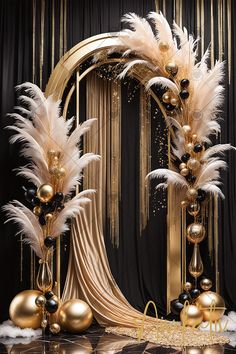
196;291;226;322
55;167;66;178
187;223;206;243
180;305;203;327
37;184;54;203
162;92;171;103
58;299;93;333
49;167;58;175
180;168;189;177
179;162;187;170
187;158;201;171
200;278;213;291
165;62;178;76
186;348;203;354
9;290;43;329
41;319;48;328
192;134;198;142
35;295;46;308
186;188;198;200
187;202;200;217
47;149;57;158
185;142;194;152
50;323;61;334
182;125;192;135
45;213;53;221
33;206;42;216
183;282;193;292
170;97;178;106
159;41;170;52
181;200;188;208
203;346;224;354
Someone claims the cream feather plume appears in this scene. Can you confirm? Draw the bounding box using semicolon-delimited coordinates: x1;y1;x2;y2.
3;83;100;260
146;169;188;189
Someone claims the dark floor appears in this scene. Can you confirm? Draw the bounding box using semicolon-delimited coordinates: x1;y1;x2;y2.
0;324;236;353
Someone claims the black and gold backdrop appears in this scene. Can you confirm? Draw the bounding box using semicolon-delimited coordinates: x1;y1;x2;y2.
0;0;236;323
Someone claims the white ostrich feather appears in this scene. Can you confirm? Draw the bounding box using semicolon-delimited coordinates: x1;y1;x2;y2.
196;159;227;187
146;77;179;93
51;190;96;237
118;59;158;79
199;182;225;199
203;144;235;160
148;12;173;44
2;201;44;258
146;168;188;189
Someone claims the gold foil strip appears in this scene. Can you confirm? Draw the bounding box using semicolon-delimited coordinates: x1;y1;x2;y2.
140;88;151;234
200;0;205;57
60;0;64;58
196;0;200;38
208;196;213;264
162;0;166;17
155;0;160;13
20;235;23;282
40;0;45;89
218;0;223;62
214;195;219;292
181;206;186;285
227;0;232;83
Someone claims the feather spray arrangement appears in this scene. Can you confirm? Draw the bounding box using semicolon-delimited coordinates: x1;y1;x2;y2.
3;83;100;261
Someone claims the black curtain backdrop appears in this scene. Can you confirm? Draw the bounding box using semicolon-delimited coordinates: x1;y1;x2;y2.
0;0;236;323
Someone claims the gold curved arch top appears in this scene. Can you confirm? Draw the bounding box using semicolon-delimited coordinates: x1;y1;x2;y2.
45;32;121;99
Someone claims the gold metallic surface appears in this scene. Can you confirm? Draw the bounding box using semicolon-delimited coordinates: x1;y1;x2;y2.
9;290;43;329
196;291;225;322
189;244;204;278
187;223;205;244
37;184;54;203
58;299;93;333
35;295;46;308
180;305;203;327
200;278;213;291
36;261;53;292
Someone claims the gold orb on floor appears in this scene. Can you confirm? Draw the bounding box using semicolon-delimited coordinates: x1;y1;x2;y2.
180;305;203;327
58;299;93;333
196;291;225;322
9;290;43;329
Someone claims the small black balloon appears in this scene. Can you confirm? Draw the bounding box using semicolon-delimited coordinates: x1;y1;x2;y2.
41;202;53;213
57;204;65;211
165;104;175;111
45;298;58;313
187;174;197;183
193;144;203;153
44;236;55;248
180;90;189;99
181;79;190;88
31;196;41;206
44;291;54;300
170;299;184;315
39;215;46;226
178;292;190;304
25;188;36;203
53;192;64;202
190;288;201;299
181;153;190;163
197;189;206;202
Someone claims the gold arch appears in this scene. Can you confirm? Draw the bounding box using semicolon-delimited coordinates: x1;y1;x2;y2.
45;33;181;311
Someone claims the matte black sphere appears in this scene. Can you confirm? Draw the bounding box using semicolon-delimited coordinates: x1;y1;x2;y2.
25;188;36;203
32;196;41;206
45;298;58;313
178;292;190;304
170;299;184;315
187;174;197;183
181;153;190;163
39;215;46;226
44;291;54;300
193;144;203;153
41;202;53;213
181;79;190;88
165;104;175;111
190;288;201;299
44;236;55;248
180;90;189;99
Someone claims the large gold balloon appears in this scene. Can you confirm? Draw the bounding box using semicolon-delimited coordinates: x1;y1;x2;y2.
180;305;203;327
187;223;205;243
9;290;43;329
37;183;54;203
196;291;226;322
58;299;93;333
200;278;213;291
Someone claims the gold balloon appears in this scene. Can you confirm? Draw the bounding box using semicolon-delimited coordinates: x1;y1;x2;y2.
180;168;189;177
33;206;42;216
56;167;66;178
186;348;203;354
196;291;226;322
58;299;93;333
189;244;204;278
165;62;178;76
182;125;192;135
159;41;170;51
200;278;213;291
185;142;194;152
187;158;201;171
35;295;46;308
180;305;203;327
181;200;188;208
187;223;206;243
179;162;187;170
192;134;198;142
37;184;54;203
9;290;43;329
183;282;193;292
187;202;200;217
45;213;53;221
41;319;48;328
170;97;178;106
162;92;171;103
50;323;61;334
186;188;198;200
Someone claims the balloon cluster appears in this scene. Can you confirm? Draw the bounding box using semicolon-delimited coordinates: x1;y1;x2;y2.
35;290;61;334
170;278;226;327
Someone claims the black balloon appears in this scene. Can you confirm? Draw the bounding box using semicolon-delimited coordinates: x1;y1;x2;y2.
31;196;41;206
44;291;54;300
181;153;190;163
187;174;196;183
39;215;46;226
45;298;58;313
193;144;203;153
24;188;36;203
41;202;53;213
190;288;201;299
197;189;206;202
170;299;184;315
180;79;190;88
44;236;55;248
165;103;175;111
178;292;190;304
53;192;64;202
180;90;189;99
57;204;65;211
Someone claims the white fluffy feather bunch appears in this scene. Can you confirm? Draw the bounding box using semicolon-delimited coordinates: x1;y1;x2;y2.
3;83;100;259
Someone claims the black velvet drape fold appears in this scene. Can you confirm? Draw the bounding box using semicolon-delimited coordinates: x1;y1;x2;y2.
1;0;236;323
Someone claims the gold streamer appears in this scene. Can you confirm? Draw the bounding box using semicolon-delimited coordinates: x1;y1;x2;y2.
181;206;186;285
208;196;213;265
51;0;55;72
214;195;219;292
64;0;67;54
40;0;45;89
218;0;223;62
196;0;200;38
140;88;151;234
200;0;205;57
227;0;232;83
60;0;64;58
